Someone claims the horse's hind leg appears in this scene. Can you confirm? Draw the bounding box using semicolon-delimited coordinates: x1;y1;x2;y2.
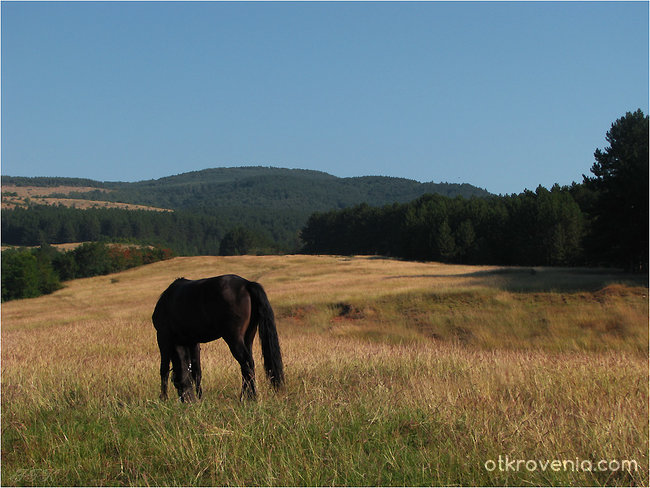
189;343;202;399
228;339;256;401
171;345;196;403
157;333;171;400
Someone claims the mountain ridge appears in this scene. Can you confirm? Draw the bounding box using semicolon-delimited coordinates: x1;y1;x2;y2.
2;166;488;188
2;166;490;210
1;167;491;253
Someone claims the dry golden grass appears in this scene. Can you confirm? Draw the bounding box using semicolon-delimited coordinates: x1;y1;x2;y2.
1;255;648;486
1;185;111;197
1;185;171;212
0;255;498;329
1;242;159;252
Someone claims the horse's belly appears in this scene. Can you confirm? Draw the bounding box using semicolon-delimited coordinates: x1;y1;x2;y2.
189;322;223;343
170;323;221;345
198;331;222;343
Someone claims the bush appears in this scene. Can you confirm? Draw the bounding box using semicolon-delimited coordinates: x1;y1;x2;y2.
1;243;174;302
2;248;61;302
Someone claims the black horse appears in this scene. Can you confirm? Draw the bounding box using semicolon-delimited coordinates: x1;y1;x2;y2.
152;274;284;401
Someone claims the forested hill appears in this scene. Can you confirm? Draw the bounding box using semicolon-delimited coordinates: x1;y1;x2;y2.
1;166;490;254
2;166;490;210
4;109;647;270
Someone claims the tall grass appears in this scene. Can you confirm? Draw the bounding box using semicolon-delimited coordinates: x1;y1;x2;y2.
2;255;648;486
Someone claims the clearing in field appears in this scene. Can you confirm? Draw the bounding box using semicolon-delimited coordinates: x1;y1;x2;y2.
1;255;648;486
1;185;171;212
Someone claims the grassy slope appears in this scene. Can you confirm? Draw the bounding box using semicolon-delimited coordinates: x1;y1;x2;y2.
1;256;648;486
1;185;172;212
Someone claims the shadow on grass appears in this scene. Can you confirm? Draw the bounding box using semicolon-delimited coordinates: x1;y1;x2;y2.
385;267;649;293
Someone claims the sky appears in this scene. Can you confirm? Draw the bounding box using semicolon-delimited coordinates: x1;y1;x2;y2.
1;1;648;195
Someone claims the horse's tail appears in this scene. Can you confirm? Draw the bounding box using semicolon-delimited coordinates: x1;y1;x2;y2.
247;281;284;390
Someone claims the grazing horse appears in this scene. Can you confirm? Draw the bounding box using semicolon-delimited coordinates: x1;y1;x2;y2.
152;274;284;401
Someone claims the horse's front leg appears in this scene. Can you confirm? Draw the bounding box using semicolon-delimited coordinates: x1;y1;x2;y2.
160;356;170;400
190;343;202;399
171;345;196;403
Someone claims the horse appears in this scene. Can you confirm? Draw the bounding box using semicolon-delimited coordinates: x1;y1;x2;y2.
152;274;284;402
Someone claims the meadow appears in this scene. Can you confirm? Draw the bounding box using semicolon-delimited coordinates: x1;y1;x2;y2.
1;255;648;486
1;185;170;212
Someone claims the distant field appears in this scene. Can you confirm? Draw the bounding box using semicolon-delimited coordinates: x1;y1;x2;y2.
1;185;171;212
1;255;647;486
1;242;157;252
1;185;111;197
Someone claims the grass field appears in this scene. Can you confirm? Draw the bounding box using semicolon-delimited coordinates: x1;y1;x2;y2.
1;255;648;486
1;185;171;212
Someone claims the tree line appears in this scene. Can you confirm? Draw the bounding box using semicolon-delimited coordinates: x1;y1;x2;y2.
301;185;586;266
1;242;173;302
0;205;294;256
301;110;648;271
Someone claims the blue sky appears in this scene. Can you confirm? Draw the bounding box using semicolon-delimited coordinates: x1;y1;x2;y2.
2;1;648;195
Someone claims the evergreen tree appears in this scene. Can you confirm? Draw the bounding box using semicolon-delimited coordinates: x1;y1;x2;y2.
436;220;456;262
455;220;476;263
583;109;649;270
219;227;258;256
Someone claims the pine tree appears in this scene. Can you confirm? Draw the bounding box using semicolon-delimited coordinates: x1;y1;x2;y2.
584;109;649;270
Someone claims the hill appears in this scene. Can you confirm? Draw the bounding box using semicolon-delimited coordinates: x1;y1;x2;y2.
1;167;490;253
3;166;490;210
1;255;647;485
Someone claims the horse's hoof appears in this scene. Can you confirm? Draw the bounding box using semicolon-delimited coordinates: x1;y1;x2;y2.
179;390;197;403
239;391;257;402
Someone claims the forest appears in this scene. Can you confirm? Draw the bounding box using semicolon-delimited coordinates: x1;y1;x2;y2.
301;185;586;266
1;205;293;256
302;110;648;271
1;109;648;301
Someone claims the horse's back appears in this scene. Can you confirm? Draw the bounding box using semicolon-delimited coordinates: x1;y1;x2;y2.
153;274;252;343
